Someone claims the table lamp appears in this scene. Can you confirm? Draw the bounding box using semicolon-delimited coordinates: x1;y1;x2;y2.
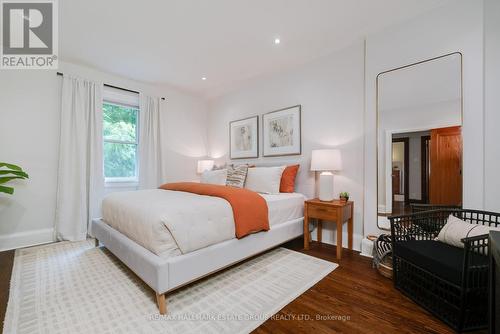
197;160;214;174
310;149;342;201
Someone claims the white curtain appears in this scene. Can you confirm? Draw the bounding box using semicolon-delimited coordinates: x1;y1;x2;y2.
138;94;162;189
55;76;104;241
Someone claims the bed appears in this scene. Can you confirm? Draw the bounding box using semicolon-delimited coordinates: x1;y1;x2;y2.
91;185;306;314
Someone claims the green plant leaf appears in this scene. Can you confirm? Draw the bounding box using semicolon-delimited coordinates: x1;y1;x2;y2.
0;185;14;194
0;170;29;178
0;162;23;171
0;176;25;184
0;163;28;194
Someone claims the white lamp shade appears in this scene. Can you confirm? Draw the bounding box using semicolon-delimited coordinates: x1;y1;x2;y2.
197;160;214;174
310;149;342;171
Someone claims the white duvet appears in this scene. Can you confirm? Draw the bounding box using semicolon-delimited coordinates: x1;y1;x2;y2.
102;189;235;257
101;189;305;258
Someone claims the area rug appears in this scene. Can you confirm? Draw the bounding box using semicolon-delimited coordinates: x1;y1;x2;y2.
3;240;337;334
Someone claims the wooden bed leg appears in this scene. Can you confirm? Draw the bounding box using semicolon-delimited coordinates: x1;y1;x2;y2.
95;238;99;247
156;293;167;315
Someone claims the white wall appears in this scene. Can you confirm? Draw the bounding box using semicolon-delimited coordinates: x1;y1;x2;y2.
0;70;60;250
364;0;484;235
389;134;427;203
484;0;500;212
0;62;208;251
158;85;209;183
208;41;366;250
392;142;404;163
2;0;496;253
408;134;422;201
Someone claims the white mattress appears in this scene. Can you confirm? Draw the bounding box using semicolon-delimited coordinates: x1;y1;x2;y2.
261;192;305;227
101;190;305;259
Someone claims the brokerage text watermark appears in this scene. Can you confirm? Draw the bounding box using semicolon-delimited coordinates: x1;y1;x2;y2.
149;312;351;322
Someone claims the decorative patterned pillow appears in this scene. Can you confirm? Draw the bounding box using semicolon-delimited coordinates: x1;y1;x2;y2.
226;165;248;188
437;214;500;248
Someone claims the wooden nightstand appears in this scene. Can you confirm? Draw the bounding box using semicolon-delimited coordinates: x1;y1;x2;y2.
304;199;353;259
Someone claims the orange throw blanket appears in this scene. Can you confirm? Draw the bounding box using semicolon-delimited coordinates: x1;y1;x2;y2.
159;182;269;238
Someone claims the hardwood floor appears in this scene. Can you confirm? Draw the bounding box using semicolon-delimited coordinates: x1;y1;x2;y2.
391;201;412;216
0;249;14;328
257;239;486;334
378;201;412;217
0;240;487;333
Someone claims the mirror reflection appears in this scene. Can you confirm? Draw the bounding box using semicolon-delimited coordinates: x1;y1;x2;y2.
377;53;463;229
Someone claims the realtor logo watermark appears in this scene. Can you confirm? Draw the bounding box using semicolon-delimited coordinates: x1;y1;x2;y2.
1;0;58;69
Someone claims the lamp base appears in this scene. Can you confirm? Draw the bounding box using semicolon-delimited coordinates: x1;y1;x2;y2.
318;172;334;201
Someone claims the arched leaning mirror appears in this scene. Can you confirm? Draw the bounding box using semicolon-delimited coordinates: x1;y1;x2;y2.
377;52;463;230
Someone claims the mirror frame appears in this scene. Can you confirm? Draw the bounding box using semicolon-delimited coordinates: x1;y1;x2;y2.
375;52;463;230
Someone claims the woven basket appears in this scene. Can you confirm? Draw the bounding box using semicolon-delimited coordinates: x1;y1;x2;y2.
378;255;393;279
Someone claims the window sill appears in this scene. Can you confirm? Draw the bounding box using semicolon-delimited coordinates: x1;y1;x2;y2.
105;179;139;189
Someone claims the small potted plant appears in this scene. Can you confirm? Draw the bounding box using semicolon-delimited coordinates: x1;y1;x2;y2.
339;191;349;202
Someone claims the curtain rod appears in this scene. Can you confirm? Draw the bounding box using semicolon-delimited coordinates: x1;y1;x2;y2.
56;72;165;101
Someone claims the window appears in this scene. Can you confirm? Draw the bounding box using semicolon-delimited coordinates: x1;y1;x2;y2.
103;102;139;183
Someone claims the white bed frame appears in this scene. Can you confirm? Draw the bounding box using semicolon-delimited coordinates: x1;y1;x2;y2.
91;217;305;314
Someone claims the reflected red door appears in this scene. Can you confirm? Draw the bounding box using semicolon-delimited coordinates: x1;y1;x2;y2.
429;126;462;205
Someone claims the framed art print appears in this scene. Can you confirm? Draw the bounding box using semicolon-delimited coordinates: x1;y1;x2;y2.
263;105;301;157
229;116;259;159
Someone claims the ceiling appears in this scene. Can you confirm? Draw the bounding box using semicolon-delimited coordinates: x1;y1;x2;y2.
60;0;456;99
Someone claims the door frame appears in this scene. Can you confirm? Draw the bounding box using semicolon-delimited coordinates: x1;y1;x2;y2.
420;135;431;204
392;137;410;204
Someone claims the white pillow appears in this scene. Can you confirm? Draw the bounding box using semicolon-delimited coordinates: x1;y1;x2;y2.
201;169;227;185
245;166;286;194
436;214;500;248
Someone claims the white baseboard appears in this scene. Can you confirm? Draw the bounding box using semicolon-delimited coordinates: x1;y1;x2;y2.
311;227;363;252
0;228;55;252
360;237;374;258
